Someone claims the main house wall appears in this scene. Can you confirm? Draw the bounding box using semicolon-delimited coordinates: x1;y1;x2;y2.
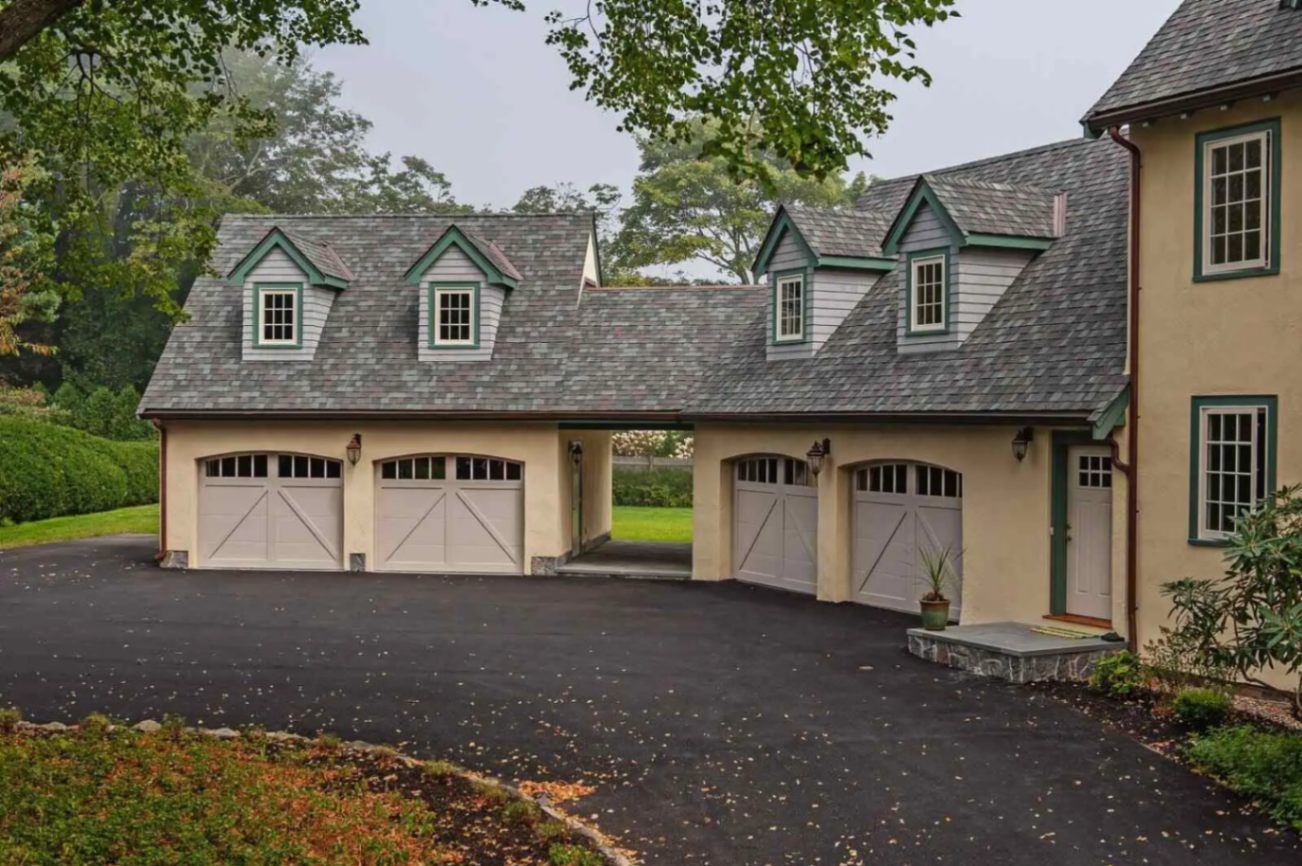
693;423;1129;629
1132;91;1302;690
161;420;570;572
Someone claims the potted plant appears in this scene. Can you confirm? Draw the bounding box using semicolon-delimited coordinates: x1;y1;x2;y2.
919;545;958;631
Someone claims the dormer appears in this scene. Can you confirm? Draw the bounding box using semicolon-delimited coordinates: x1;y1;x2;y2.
882;175;1064;353
753;204;896;361
227;227;353;361
403;225;521;362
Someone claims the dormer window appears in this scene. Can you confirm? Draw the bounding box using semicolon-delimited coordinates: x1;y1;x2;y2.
908;251;948;335
254;284;302;348
430;283;478;348
773;271;807;343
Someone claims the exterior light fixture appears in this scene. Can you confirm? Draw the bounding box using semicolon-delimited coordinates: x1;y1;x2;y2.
346;433;362;466
806;438;831;477
1011;427;1034;462
569;440;584;466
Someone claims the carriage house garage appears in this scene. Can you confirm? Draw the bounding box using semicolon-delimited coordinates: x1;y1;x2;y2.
141;135;1133;637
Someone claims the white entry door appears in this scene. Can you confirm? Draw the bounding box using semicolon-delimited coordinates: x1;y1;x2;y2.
852;463;963;617
1066;447;1113;621
375;455;524;574
198;453;344;570
733;456;818;594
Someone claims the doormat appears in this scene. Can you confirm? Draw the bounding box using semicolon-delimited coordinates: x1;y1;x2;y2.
1030;625;1095;640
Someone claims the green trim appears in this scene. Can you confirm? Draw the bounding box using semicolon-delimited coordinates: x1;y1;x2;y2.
1092;387;1130;440
404;226;519;289
1050;430;1097;616
1187;395;1278;545
883;179;965;255
815;255;896;271
770;268;810;345
427;282;481;350
228;229;349;289
904;248;951;337
251;282;304;350
965;234;1054;251
753;208;816;277
1193;118;1282;282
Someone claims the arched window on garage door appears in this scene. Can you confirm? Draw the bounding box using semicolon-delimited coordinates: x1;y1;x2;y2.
852;461;964;618
733;455;818;595
375;454;524;574
198;452;343;570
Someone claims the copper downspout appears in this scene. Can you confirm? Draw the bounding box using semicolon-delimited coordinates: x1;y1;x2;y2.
153;420;167;562
1109;126;1141;650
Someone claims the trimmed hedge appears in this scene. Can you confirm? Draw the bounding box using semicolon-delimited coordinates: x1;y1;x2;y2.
612;467;692;508
0;417;159;524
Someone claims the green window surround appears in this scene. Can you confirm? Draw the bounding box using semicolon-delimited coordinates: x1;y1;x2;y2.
427;281;481;349
770;268;809;345
1188;395;1278;546
1193;118;1282;282
251;282;304;350
905;248;951;337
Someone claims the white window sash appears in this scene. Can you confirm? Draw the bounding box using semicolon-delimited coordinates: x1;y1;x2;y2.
1202;130;1271;275
1197;405;1262;540
775;275;805;342
433;287;476;346
909;255;946;333
258;289;297;345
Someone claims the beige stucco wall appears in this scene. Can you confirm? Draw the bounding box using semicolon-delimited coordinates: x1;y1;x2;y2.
693;423;1129;628
558;429;613;553
162;420;570;572
1131;91;1302;690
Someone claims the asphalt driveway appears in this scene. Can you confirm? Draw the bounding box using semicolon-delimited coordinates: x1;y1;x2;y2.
1;536;1297;865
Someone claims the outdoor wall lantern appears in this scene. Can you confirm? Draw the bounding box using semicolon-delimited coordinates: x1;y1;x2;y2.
569;440;584;466
1011;427;1034;463
346;433;362;466
806;438;831;477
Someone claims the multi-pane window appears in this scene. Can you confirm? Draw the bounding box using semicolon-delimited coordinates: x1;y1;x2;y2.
1077;455;1113;489
206;454;268;478
910;254;946;333
381;456;447;480
775;274;805;342
1203;129;1271;274
916;465;963;498
858;463;909;494
259;288;298;345
455;456;522;482
278;455;342;479
433;285;476;346
736;457;813;487
1196;403;1272;539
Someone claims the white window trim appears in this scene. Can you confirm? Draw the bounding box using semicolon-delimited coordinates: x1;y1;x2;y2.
256;286;299;346
909;254;947;334
774;273;806;343
431;284;478;347
1196;404;1264;541
1201;129;1271;277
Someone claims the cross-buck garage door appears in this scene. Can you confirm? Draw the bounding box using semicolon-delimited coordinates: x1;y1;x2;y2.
733;456;818;594
375;455;524;573
852;462;963;617
198;453;343;570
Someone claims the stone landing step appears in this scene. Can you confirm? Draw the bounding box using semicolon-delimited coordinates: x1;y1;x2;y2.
907;621;1125;683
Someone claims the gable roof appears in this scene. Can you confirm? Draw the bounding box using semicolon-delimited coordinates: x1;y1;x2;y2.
227;227;354;288
1085;0;1302;132
403;224;522;289
881;174;1060;255
752;204;896;276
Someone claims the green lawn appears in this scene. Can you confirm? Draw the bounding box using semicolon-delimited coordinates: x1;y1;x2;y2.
0;504;158;550
612;506;692;543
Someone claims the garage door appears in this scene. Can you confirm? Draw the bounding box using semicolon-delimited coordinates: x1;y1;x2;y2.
733;456;818;594
199;453;343;570
852;462;963;617
375;455;524;573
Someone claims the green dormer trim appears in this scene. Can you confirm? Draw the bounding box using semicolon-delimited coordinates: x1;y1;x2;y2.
1091;386;1130;441
753;206;895;277
227;228;350;289
403;225;520;289
882;177;1055;255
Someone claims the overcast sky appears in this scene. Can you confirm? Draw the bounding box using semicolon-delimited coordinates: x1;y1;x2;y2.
316;0;1181;211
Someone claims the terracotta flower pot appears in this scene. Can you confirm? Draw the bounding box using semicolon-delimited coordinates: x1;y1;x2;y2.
919;598;951;631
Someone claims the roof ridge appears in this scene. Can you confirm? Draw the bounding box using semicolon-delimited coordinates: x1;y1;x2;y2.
879;137;1090;186
587;283;763;292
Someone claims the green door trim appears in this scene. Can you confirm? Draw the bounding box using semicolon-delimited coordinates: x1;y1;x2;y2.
1050;430;1098;615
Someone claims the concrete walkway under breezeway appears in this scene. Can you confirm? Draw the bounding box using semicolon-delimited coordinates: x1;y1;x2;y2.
558;539;692;580
0;535;1297;866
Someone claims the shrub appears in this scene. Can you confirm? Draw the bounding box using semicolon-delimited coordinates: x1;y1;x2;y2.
548;843;605;866
0;707;20;735
472;781;512;805
51;382;154;441
1089;650;1146;699
1143;625;1232;696
422;760;459;779
0;416;158;523
503;799;542;826
1172;688;1233;731
1186;725;1302;831
536;820;568;841
612;466;692;508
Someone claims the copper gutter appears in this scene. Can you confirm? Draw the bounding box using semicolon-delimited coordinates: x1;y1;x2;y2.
153;420;168;562
1108;126;1141;650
